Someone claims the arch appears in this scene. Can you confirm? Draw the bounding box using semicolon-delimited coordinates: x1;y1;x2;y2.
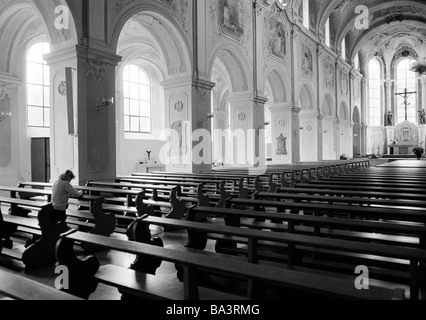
352;22;424;63
322;94;334;117
264;66;289;104
111;5;191;77
0;0;78;73
353;106;361;124
298;82;315;112
208;43;252;93
340;101;349;121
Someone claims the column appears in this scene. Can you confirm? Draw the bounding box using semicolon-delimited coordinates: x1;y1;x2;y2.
162;77;215;173
291;105;301;164
269;104;292;165
317;114;324;161
227;92;266;169
46;44;121;184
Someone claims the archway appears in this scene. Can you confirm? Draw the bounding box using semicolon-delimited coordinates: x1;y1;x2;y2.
0;0;77;184
339;101;351;158
322;94;335;160
209;45;252;167
353;106;361;157
114;10;192;175
264;67;290;164
299;83;317;162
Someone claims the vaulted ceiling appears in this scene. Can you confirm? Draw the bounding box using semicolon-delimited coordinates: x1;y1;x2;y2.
288;0;426;71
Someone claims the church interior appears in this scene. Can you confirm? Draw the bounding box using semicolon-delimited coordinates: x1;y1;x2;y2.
1;0;426;302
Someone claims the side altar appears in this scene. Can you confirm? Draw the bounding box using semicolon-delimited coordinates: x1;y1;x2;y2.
386;121;425;155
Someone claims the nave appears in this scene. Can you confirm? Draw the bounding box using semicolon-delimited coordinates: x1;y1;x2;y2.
1;159;425;301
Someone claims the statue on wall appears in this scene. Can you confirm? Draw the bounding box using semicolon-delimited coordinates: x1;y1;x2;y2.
387;111;393;126
418;109;426;125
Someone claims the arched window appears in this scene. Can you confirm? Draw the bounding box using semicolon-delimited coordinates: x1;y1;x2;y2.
325;18;330;47
27;42;50;128
368;59;381;126
354;53;360;71
341;38;347;61
302;0;310;29
123;64;151;133
396;59;416;124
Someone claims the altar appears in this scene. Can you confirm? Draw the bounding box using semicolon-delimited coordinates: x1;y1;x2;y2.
387;144;414;155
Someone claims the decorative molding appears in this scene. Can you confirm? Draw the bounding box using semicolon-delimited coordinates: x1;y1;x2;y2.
174;101;184;112
238;112;247;121
89;58;107;82
58;81;67;96
0;82;10;101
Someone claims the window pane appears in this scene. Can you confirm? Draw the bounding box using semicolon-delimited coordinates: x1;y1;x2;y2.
28;84;43;106
124;98;130;115
140;101;150;117
123;81;130;98
44;86;50;107
129;65;139;82
43;65;50;84
28;106;44;127
124;116;130;132
129;83;140;100
130;116;139;132
140;117;151;133
27;63;43;84
129;99;140;116
43;108;50;127
140;85;150;101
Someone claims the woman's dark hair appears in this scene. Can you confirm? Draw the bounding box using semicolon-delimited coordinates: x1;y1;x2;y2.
61;170;76;181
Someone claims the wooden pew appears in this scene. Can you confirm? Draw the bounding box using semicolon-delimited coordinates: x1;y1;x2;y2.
255;192;426;210
188;206;426;300
272;187;426;202
18;182;187;222
294;182;426;195
0;269;83;300
225;197;426;225
0;199;68;269
0;186;117;239
55;228;406;300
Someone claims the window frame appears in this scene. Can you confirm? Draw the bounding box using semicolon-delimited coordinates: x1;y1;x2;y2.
122;64;153;134
368;58;382;127
26;42;51;130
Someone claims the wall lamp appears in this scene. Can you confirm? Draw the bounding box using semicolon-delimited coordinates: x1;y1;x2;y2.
97;98;114;112
201;113;215;123
0;111;11;122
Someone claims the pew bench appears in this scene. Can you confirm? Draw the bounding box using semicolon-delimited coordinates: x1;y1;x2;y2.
56;229;406;300
186;207;426;299
226;198;426;225
0;269;83;300
255;192;426;210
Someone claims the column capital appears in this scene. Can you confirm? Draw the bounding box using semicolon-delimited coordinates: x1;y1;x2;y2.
192;78;216;91
292;106;302;114
0;72;21;87
253;95;268;105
